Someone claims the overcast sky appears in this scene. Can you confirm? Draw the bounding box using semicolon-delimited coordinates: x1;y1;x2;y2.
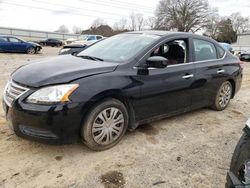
0;0;249;32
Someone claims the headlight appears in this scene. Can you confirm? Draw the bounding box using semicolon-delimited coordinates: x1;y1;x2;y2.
246;118;250;129
26;84;79;104
60;48;70;53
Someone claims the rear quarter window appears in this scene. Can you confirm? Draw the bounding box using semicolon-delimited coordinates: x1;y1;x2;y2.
217;46;226;58
0;37;8;42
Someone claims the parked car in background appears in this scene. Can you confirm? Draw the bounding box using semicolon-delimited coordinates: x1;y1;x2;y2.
2;31;243;151
226;118;250;188
59;43;88;55
38;38;63;47
0;35;42;54
67;35;104;45
240;52;250;62
80;34;104;42
219;42;233;53
59;38;105;55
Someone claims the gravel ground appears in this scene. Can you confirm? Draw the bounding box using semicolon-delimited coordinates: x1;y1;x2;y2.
0;48;249;188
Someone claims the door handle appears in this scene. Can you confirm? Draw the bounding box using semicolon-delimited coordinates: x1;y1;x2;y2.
217;69;225;74
182;74;194;79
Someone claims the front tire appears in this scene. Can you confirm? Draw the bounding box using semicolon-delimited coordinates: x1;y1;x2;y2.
81;98;128;151
27;47;36;54
226;133;250;187
212;81;232;111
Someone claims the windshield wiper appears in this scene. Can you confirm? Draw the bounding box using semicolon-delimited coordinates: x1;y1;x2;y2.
79;55;104;61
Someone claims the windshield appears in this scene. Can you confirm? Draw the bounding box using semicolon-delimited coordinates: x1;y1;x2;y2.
78;34;160;63
79;35;89;40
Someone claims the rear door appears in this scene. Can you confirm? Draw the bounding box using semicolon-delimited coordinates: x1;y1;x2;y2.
191;38;226;108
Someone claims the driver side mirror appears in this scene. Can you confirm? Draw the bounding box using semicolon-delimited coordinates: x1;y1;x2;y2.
146;56;169;69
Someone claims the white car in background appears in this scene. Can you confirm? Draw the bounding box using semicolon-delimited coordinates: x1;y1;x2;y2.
65;35;104;45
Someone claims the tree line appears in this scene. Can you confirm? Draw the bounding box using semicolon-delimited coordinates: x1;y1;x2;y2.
55;0;250;43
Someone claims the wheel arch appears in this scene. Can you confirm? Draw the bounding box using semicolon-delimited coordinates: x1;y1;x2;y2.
80;89;136;131
228;79;236;98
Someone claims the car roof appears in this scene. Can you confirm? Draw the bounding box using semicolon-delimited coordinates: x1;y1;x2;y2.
125;30;197;37
125;30;218;44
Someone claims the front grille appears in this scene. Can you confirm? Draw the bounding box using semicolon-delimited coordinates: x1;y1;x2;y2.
3;81;29;107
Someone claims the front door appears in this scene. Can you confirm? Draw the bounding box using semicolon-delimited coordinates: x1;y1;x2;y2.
135;38;196;121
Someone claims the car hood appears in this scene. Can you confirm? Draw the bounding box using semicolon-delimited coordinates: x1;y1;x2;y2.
12;55;118;88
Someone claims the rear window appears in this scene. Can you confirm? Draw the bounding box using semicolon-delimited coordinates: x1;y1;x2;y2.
193;39;217;61
0;37;8;42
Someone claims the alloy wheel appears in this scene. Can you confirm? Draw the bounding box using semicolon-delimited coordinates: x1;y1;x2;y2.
218;82;232;108
27;47;35;54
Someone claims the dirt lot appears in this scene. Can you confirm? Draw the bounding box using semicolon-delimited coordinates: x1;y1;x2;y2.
0;48;250;188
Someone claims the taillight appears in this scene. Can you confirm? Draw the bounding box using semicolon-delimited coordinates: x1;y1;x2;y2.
239;61;244;69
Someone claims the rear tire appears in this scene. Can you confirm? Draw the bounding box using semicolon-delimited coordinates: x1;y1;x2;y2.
81;98;128;151
226;133;250;187
211;81;232;111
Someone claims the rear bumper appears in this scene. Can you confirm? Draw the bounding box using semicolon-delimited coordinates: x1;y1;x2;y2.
2;99;83;145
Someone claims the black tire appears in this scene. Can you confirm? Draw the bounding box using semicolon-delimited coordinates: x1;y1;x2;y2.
226;133;250;187
81;98;129;151
27;47;36;54
211;81;232;111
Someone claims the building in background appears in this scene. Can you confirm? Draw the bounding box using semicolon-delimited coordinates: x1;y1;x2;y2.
0;26;80;41
232;32;250;53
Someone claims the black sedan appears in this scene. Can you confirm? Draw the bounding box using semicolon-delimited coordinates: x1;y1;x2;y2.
0;35;42;54
38;38;63;47
240;53;250;62
3;31;243;151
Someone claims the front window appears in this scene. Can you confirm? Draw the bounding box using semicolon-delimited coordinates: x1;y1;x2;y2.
151;39;188;65
78;34;160;63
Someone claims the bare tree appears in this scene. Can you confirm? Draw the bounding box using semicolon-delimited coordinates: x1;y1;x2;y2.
129;12;137;31
91;18;106;29
203;8;220;39
55;25;69;33
230;13;250;34
128;13;146;31
155;0;210;32
136;14;145;31
72;26;82;34
113;18;128;31
145;17;157;30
